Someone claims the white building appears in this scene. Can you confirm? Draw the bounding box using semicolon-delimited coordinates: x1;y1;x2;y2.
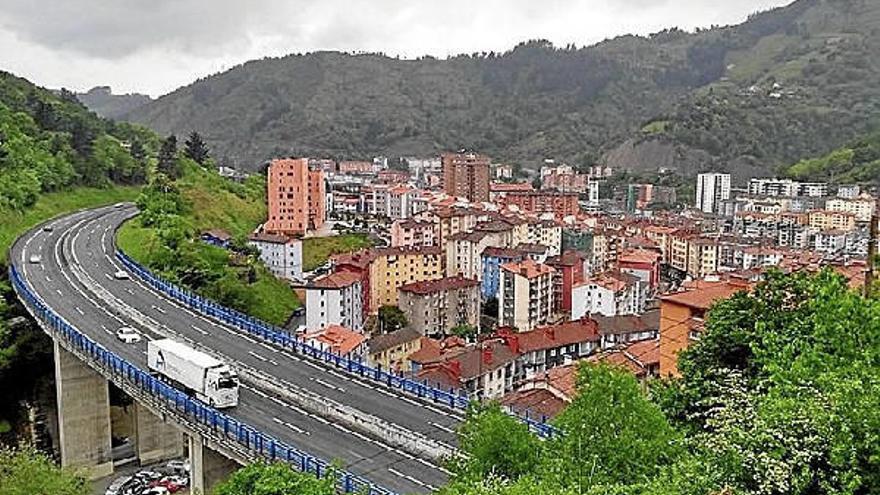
571;271;644;319
826;197;876;222
587;180;600;206
498;260;555;332
248;233;303;281
696;173;731;214
305;272;364;332
838;185;861;199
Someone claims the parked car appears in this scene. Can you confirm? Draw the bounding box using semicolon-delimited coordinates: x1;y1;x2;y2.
42;225;54;232
113;270;131;280
165;459;190;474
28;254;42;264
116;326;142;344
105;475;134;495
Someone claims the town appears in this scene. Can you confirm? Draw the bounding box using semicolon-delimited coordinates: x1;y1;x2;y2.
213;151;874;417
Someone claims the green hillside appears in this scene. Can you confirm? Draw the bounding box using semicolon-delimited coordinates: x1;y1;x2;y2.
117;161;300;326
120;0;880;179
785;130;880;183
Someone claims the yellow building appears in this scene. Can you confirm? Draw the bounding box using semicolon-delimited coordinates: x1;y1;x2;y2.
808;210;856;232
369;246;444;312
366;328;422;372
825;197;875;222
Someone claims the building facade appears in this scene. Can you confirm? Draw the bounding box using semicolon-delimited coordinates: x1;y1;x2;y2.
264;158;326;236
442;151;490;202
248;232;303;281
695;173;731;214
499;260;556;332
398;277;481;337
305;272;364;332
369;247;444;312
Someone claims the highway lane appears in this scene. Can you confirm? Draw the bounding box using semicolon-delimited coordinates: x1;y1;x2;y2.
78;206;464;445
12;207;448;494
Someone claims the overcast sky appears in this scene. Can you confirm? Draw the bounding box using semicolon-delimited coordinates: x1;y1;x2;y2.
0;0;792;98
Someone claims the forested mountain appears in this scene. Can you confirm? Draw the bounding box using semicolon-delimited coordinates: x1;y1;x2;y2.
118;0;880;177
75;86;152;120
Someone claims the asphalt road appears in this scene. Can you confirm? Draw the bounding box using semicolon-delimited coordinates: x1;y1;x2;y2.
11;206;452;494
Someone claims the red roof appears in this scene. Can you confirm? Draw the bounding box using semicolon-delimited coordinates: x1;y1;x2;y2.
660;281;748;310
310;272;361;289
512;319;599;354
489;182;534;193
500;259;555;279
305;325;366;356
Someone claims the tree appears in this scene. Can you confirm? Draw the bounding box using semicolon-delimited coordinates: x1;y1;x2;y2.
185;131;210;165
213;462;335;495
0;447;88;495
450;402;541;483
544;363;682;491
157;134;180;179
451;324;478;340
377;305;407;333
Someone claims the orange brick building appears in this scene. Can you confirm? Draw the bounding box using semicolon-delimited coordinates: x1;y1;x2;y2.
499;191;580;217
264;158;326;236
658;280;748;376
442;152;490;203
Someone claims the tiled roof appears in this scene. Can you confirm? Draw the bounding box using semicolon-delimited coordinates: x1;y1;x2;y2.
309;272;361;289
500;259;555;279
399;276;479;295
591;310;659;335
659;281;747;310
513;319;599;354
618;249;661;265
305;325;365;356
499;388;566;418
588;339;659;378
547;250;586;267
367;328;421;354
249;232;293;244
373;246;443;257
202;229;232;241
482;246;526;259
489;182;534;193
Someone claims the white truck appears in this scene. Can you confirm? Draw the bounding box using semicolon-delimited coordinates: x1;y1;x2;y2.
147;339;239;408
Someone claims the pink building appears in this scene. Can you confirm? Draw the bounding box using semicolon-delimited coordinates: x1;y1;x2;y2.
264;158;326;236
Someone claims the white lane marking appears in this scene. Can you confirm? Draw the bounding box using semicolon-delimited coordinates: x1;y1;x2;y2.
312;377;345;393
45;276;52;283
191;325;209;336
55;289;63;296
104;273;113;281
388;468;436;491
151;305;166;314
259;342;278;353
125;288;134;295
74;307;85;316
272;416;309;435
430;421;455;434
248;350;268;363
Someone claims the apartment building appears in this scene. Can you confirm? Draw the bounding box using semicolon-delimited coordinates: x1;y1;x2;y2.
442;151;491;202
547;250;587;315
481;247;527;300
369;246;444;312
499;260;556;332
305;272;364;332
659;280;747;376
527;220;562;256
808;210;857;232
398;277;481;337
571;271;645;319
498;191;580;217
695;173;730;214
264;158;326;236
826;197;875;222
446;226;513;280
390;218;438;247
247;232;303;281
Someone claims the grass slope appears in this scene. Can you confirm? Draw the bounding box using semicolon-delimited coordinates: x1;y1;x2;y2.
302;234;373;272
117;164;299;325
0;186;141;264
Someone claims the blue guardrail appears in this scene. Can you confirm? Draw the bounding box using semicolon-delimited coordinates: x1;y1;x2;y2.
115;251;557;438
10;264;396;495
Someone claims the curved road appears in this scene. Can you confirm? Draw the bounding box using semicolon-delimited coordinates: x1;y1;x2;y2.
12;205;454;494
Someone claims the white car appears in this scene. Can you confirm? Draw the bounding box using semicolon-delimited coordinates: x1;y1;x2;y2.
165;459;190;474
28;254;42;264
140;487;168;495
113;270;131;280
116;327;142;344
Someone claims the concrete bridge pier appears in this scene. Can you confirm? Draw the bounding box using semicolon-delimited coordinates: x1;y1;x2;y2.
53;340;114;479
189;434;241;495
133;403;184;464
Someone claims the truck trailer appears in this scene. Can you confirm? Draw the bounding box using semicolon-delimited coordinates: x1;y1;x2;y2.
147;339;239;408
